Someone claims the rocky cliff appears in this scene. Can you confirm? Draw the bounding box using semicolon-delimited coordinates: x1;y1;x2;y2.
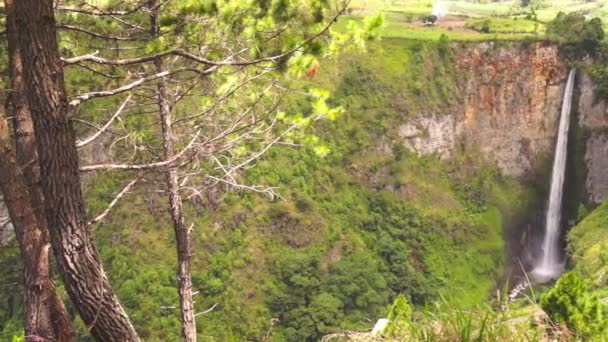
398;42;608;205
398;42;567;178
577;72;608;204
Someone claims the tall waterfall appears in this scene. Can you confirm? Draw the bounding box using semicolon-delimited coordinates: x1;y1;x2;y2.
532;69;576;282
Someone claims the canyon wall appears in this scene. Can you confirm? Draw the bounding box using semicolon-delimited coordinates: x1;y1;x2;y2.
399;42;567;178
398;42;607;204
578;72;608;204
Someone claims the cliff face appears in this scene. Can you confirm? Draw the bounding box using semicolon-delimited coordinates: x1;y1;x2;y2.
457;43;567;178
578;72;608;204
398;42;568;178
397;42;608;204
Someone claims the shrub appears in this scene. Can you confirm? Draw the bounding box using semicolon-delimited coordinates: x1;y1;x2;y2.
385;294;412;336
540;272;606;338
480;20;491;34
546;12;604;58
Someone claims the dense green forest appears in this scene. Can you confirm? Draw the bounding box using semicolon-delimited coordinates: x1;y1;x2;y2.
1;1;608;341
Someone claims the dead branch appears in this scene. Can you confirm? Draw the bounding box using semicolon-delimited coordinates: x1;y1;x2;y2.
203;176;280;200
58;24;144;41
56;1;148;17
69;67;217;106
76;94;131;147
194;303;218;317
80;130;200;172
89;175;141;225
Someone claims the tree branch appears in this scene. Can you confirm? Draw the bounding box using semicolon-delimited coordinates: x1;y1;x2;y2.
89;176;141;225
80;130;200;172
62;4;347;67
76;94;131;147
56;1;148;16
58;24;145;41
194;303;218;317
69;67;217;106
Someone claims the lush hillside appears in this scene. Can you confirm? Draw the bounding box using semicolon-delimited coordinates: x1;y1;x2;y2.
2;3;608;341
568;201;608;290
0;38;541;341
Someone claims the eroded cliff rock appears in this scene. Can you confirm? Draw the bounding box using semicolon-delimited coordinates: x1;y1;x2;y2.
399;42;567;178
578;72;608;204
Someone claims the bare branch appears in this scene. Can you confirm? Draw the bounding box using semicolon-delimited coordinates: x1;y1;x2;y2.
69;67;217;106
172;70;273;126
89;176;141;225
80;130;201;172
204;176;280;200
58;24;145;41
72;62;122;79
227;125;297;175
56;1;148;16
76;94;131;148
63;48;245;67
194;303;218;317
0;217;11;231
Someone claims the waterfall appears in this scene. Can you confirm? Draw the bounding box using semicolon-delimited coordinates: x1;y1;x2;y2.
531;69;576;282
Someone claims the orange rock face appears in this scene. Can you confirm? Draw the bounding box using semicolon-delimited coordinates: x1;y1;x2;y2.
399;42;568;178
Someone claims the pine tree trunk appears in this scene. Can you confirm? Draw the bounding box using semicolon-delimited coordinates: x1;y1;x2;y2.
149;2;197;340
3;0;75;340
12;1;140;340
0;109;59;342
156;60;197;341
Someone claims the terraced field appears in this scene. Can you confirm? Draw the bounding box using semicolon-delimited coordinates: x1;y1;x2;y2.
341;0;608;41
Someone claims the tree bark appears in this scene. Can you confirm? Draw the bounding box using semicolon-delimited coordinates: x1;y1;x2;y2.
149;2;197;340
3;0;75;340
0;109;61;342
157;67;197;341
12;0;140;340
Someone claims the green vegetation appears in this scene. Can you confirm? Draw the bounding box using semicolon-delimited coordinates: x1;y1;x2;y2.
542;11;608;102
0;37;539;340
342;0;608;42
546;12;605;58
377;269;608;341
350;0;608;21
540;272;606;339
4;1;608;340
568;201;608;286
586;42;608;100
336;14;541;41
382;296;550;342
385;294;412;335
465;17;540;34
558;201;608;340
